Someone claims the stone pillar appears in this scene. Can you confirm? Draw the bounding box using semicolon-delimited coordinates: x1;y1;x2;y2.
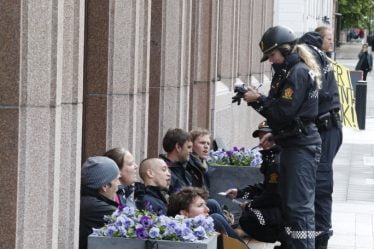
0;0;84;249
83;0;151;162
148;0;192;156
189;1;213;130
212;0;274;149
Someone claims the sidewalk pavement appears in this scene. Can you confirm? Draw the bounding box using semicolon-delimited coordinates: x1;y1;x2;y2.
328;43;374;249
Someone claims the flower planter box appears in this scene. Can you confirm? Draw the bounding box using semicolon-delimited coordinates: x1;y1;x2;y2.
88;233;218;249
208;165;263;217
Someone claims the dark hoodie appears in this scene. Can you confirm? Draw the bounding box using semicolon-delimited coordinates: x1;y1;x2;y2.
159;154;193;194
299;32;341;114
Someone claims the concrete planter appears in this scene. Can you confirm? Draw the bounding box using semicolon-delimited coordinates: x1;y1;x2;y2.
208;165;263;216
88;233;218;249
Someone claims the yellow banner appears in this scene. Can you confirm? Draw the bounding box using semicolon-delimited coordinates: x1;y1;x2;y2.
329;59;359;128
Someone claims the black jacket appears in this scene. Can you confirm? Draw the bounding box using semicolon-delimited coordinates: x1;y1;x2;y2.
186;153;210;189
79;186;118;249
356;51;373;71
159;154;192;194
250;53;321;148
238;146;283;243
299;32;341;114
137;185;168;215
237;146;282;208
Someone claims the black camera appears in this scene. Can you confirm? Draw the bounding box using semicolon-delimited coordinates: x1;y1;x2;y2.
232;83;249;105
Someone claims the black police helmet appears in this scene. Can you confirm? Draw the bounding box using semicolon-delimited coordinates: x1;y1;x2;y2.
259;26;296;62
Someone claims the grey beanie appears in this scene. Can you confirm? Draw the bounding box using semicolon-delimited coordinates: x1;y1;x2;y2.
81;156;120;189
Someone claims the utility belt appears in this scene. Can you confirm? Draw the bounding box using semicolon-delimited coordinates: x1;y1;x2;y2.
316;109;341;131
273;118;314;140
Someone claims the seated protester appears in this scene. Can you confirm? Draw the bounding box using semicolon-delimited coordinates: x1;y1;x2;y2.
167;187;246;245
79;156;121;249
224;121;283;243
187;128;211;189
137;158;171;215
159;128;193;194
104;148;140;208
160;128;224;216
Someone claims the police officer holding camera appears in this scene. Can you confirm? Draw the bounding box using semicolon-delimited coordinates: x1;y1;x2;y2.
299;30;342;249
241;26;322;249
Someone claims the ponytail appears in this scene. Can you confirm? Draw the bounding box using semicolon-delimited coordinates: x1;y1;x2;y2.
292;44;322;89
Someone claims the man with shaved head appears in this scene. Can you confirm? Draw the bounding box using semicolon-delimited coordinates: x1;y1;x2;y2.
137;158;171;215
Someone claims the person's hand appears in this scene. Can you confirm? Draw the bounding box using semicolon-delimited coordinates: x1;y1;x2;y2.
239;201;249;211
243;86;260;103
224;188;238;200
259;133;275;149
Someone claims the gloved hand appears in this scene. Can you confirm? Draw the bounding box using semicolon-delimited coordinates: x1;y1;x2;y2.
232;83;249;105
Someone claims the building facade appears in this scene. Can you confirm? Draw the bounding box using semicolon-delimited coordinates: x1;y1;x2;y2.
0;0;273;248
274;0;335;36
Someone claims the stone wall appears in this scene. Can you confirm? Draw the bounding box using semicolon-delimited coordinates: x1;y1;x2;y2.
0;0;274;248
0;0;84;248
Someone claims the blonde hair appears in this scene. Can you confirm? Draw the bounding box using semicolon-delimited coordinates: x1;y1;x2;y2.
278;44;321;89
315;26;330;39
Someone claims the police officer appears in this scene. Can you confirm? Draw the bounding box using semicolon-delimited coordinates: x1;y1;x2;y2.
243;26;322;249
224;120;283;243
299;31;343;249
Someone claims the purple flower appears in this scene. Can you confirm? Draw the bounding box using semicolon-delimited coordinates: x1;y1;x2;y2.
136;227;148;239
105;225;116;237
183;231;197;242
193;226;207;239
202;216;215;233
116;216;126;226
166;220;177;231
226;150;234;157
192;215;206;227
157;215;171;226
184;219;192;228
117;226;127;237
233;146;239;151
139;215;152;228
181;226;193;237
148;227;160;239
123;217;134;228
122;206;135;217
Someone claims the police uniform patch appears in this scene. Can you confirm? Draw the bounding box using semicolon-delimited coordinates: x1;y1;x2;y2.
269;173;279;184
282;87;293;100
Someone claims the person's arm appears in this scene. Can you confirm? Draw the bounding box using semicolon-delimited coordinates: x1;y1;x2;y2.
245;66;311;128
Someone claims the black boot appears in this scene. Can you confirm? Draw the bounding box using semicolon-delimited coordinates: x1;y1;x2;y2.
315;235;329;249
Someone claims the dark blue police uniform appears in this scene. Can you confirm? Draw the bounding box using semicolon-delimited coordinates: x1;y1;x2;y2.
299;32;343;249
250;52;322;249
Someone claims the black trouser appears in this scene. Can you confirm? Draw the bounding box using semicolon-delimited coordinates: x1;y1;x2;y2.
363;69;370;80
279;145;321;249
315;125;343;246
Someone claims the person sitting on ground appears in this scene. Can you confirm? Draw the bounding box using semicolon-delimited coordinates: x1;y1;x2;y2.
104;147;141;208
79;156;121;249
187;128;211;190
167;186;246;245
224;121;283;244
137;158;171;215
159;128;193;193
160;128;224;216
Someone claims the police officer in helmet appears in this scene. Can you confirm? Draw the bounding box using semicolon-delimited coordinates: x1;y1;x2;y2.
299;30;343;249
243;26;322;249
